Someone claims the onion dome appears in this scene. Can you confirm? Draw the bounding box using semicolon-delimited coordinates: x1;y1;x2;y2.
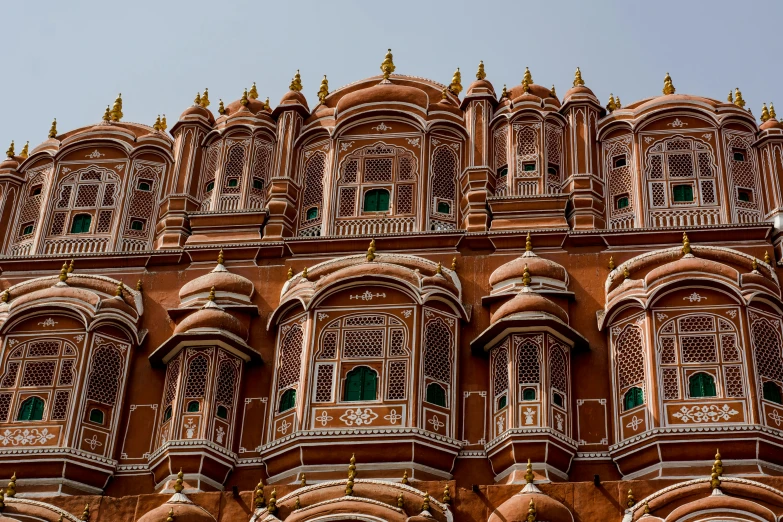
491;287;568;324
0;141;19;171
488;481;573;522
488;234;568;295
179;90;216;125
179;250;254;307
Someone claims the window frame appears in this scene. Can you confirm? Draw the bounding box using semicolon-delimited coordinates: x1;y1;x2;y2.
343;365;378;402
70;213;93;234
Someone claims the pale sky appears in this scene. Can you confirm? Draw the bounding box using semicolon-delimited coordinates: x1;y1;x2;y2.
2;0;781;153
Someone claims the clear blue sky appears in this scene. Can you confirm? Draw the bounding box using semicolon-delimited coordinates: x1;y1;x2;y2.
2;0;781;153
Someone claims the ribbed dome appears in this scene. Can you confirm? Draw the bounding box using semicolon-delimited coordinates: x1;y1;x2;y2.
179;260;254;306
337;83;429;115
136;502;215;522
466;78;495;97
491;288;568;324
489;250;568;292
179;104;215;125
174;304;248;340
488;485;574;522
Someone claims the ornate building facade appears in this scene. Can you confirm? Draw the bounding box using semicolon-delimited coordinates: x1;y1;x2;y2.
0;53;782;520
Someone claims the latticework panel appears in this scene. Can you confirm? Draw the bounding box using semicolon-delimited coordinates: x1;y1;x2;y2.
386;360;407;400
430;146;458;221
494;126;508;170
660;337;677;364
13;171;48;244
492;340;509;399
163;355;182;409
21;360;56;387
0;393;12;422
720;334;741;362
122;164;160;247
423;317;453;384
616;324;645;390
318;331;338;359
299;150;327;228
0;362;20;388
51;390;69;420
215;359;238;409
313;364;334;403
364;158;393;183
338;187;357;217
751;317;783;383
679;315;715;332
277;324;304;389
343;329;384;358
85;345;123;406
28;340;59;357
184;354;209;399
549;344;568;394
396;184;414;215
249;139;273;209
662;367;680;400
680;335;718;363
389;329;407;356
724;365;745;397
58;359;75;386
516;337;541;384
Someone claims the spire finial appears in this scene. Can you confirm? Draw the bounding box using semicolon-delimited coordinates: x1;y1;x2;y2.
761;103;771;122
573;67;585;87
267;489;277;514
208;286;216;302
290;70;303;92
217;249;224;265
287;267;293;280
451;257;457;271
115;281;124;297
753;258;759;271
449;67;462;96
300;473;306;486
525;231;532;252
253;478;264;509
302;266;308;280
436;262;443;275
381;49;396;80
201;88;210;108
1;290;9;303
174;468;184;493
249;82;259;100
522;66;533;92
110;93;123;122
441;87;449;101
734;87;746;108
366;239;376;262
402;470;409;485
550;84;557;97
68;259;74;273
136;279;142;292
153;115;162;131
682;232;692;256
318;75;329;103
346;453;356;496
627;488;635;508
526;498;537;522
524;458;534;484
443;484;451;505
48;118;58;139
6;472;16;498
161;115;167;132
608;256;615;271
476;60;486;80
522;264;531;287
81;503;89;521
5;141;14;158
19;141;28;159
765;251;772;264
623;265;630;279
194;92;202;106
166;507;174;522
294;496;301;510
422;492;430;513
728;90;734;103
710;448;723;490
240;88;249;106
615;95;622;109
264;97;271;111
102;106;111;123
218;99;225;115
606;93;617;112
770;102;777;119
0;489;5;509
643;502;650;515
501;84;508;99
59;262;68;283
397;492;404;508
662;72;675;95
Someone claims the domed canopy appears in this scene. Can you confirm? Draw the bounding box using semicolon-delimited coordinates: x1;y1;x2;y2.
179;253;254;307
489;246;569;296
489;483;574;522
492;288;568;324
178;103;215;126
174;302;248;340
137;500;215;522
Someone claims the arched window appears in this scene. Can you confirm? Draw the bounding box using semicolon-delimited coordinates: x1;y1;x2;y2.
89;408;104;425
363;189;390;213
18;396;44;421
70;213;92;234
186;400;200;412
689;372;716;398
763;381;783;404
279;388;296;412
163;405;172;422
552;392;564;408
623;387;644;411
497;395;507;409
522;388;536;401
425;382;446;407
344;366;377;402
306;207;319;221
299;149;327;236
216;405;229;419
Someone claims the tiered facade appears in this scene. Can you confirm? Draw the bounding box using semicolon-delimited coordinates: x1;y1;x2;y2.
1;54;783;521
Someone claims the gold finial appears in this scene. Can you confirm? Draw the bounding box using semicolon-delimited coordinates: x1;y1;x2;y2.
643;502;650;515
300;473;306;486
294;496;301;510
441;87;449;101
6;473;16;498
765;251;772;264
136;279;142;292
1;290;9;303
0;489;4;509
436;262;443;275
48;118;58;139
174;469;184;493
476;60;486;80
623;265;630;279
161;115;167;132
761;103;770;122
526;498;537;522
194;92;202;106
103;106;111;122
208;286;216;302
615;95;622;109
608;256;615;271
290;70;303;92
550;84;557;97
521;66;533;91
217;249;224;265
240;88;249;106
734;87;746;108
267;489;277;514
201;88;210;108
662;72;675;95
524;458;534;484
302;267;308;280
682;232;691;256
449;67;462;96
710;448;723;490
770;102;777;119
346;453;356;496
166;507;174;522
401;470;409;485
59;262;68;282
380;49;396;80
110;93;123;122
727;91;734;103
501;84;508;99
253;479;264;508
249;82;259;100
451;257;457;271
81;503;89;521
606;94;617;112
522;264;531;287
264;97;271;111
627;488;635;508
19;141;28;159
318;75;329;103
5;141;14;158
525;231;532;252
573;67;585;87
397;492;404;508
752;258;759;271
287;267;293;280
116;281;124;297
421;492;430;512
366;239;376;262
443;484;451;505
153;115;162;131
218;99;226;115
67;259;74;273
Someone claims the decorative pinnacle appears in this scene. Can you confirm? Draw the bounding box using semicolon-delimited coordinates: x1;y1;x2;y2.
153;115;162;131
0;290;9;303
765;251;772;264
381;49;396;80
451;257;457;271
290;70;303;92
240;89;249;106
606;94;617;112
476;60;486;80
441;87;449;101
573;67;585;87
253;479;264;509
110;93;123;122
682;232;692;256
264;97;271;111
116;281;124;297
761;103;771;122
627;488;635;508
522;264;531;287
103;106;111;122
318;75;329;103
68;259;74;273
0;489;4;509
346;453;356;496
662;72;675;95
5;141;14;158
136;279;142;292
166;507;174;522
194;92;202;106
526;498;537;522
608;256;615;271
397;492;404;508
643;502;650;514
201;88;210;108
19;141;28;159
302;266;309;280
161;115;167;132
287;267;293;280
422;492;430;513
294;496;301;510
249;82;259;100
436;262;443;275
752;258;759;271
550;84;557;97
728;90;734;103
449;67;462;96
771;102;777;119
524;458;534;484
710;448;723;490
48;118;58;139
525;231;532;252
443;484;451;504
208;286;216;302
267;489;277;514
734;87;746;108
81;503;89;521
59;262;68;282
366;239;376;262
217;249;224;265
174;469;184;493
623;265;630;279
300;473;306;486
218;99;225;115
402;470;409;484
521;67;533;91
615;95;622;109
6;472;16;498
501;84;508;99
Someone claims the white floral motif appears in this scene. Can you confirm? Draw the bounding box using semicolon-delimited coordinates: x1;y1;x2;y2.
86;150;105;159
672;404;739;423
339;408;378;426
384;409;402;425
277;419;292;435
84;434;102;450
350;291;386;301
769;409;783;427
427;415;445;431
38;318;58;327
405;138;420;148
726;310;737;319
702;133;713;141
667;118;688;128
372;123;392;132
656;313;669;321
401;310;412;318
184;419;197;438
523;408;535;425
496;415;505;433
114;164;125;172
0;428;55;446
626;416;644;431
555;413;564;432
215;426;225;444
7;340;17;347
340;141;355;152
644;136;655;144
683;292;706;303
74;335;84;342
317;313;330;321
315;411;333;426
62;167;71;173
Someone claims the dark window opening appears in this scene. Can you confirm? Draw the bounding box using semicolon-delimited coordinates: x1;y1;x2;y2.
623;387;644;411
70;214;92;234
497;395;507;410
738;189;753;202
763;381;782;404
522;388;536;401
689;372;717;398
130;219;145;231
21;223;34;236
672;184;694;203
363;189;390;213
206;181;215;193
616;195;630;209
547;165;558;176
523;162;536;172
217;405;229;419
253;178;264;190
89;408;105;425
30;185;42;196
306;206;319;221
344;366;378;402
279;388;296;412
553;392;564;408
18;397;44;421
436;201;451;214
497;166;508;178
227;178;239;187
186;400;200;413
425;382;446;407
163;405;172;422
733;150;746;162
137;180;152;191
613;155;627;168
